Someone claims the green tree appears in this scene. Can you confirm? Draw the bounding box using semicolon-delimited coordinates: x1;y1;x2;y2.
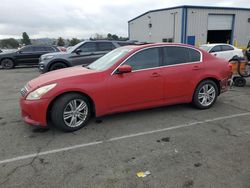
69;38;81;46
0;38;19;48
21;32;31;45
57;37;65;46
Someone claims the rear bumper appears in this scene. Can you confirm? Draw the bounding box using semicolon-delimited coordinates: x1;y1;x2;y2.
19;98;49;127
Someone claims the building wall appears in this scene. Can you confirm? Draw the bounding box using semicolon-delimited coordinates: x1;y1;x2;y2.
186;8;250;47
129;8;182;43
129;7;250;47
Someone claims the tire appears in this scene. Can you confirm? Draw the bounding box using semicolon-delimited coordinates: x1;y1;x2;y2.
1;59;15;69
49;62;67;71
51;93;91;132
192;80;218;109
233;77;246;87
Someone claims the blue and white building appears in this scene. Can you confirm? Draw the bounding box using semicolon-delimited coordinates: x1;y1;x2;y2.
128;5;250;47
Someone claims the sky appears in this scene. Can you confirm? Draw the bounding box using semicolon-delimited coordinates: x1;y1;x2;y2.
0;0;249;39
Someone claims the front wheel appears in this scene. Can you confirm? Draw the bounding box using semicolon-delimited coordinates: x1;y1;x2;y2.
49;62;67;72
192;80;218;109
51;93;91;132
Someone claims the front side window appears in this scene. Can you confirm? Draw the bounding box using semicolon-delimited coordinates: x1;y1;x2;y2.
124;48;160;71
210;46;221;53
163;46;200;66
98;42;115;51
79;42;97;52
21;46;33;53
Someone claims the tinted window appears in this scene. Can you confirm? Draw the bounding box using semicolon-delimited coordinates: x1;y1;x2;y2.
21;46;33;53
221;45;234;51
163;46;200;66
118;42;134;46
33;46;45;52
98;42;115;51
210;46;221;53
44;46;56;52
79;42;97;52
124;48;160;71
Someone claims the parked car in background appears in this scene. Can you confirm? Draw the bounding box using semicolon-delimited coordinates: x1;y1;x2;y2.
38;40;135;73
199;44;244;61
0;45;60;69
57;46;67;52
20;43;231;131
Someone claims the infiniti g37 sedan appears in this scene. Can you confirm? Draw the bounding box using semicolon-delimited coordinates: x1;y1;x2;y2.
20;43;231;131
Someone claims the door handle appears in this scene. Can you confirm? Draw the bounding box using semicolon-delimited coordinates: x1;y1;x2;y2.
192;65;201;70
151;72;161;77
214;53;217;56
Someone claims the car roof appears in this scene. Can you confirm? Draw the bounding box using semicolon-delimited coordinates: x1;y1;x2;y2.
123;43;201;51
200;43;232;47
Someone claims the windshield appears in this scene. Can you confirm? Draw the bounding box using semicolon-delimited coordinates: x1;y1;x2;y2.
199;45;211;52
87;47;133;71
67;41;85;53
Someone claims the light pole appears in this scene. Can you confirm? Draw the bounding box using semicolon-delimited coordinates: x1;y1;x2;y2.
171;12;178;42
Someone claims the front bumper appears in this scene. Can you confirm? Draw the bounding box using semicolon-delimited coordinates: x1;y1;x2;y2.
19;97;50;127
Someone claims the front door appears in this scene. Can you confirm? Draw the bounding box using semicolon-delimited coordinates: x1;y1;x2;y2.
107;47;164;111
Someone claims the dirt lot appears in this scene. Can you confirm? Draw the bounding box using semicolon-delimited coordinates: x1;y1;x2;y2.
0;67;250;188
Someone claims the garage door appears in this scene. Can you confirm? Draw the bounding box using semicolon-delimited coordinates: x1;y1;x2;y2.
208;15;233;30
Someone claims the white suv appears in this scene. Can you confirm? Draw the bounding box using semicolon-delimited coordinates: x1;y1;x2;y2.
199;44;244;61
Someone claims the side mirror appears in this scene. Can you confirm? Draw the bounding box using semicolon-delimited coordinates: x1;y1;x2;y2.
18;50;23;54
75;49;82;54
117;65;132;74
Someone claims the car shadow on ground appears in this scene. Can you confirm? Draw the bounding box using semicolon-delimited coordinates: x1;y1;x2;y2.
0;65;38;70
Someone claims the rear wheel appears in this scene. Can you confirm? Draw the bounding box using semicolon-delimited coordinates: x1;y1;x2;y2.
233;77;246;87
192;80;218;109
51;93;91;132
49;62;67;71
1;59;15;69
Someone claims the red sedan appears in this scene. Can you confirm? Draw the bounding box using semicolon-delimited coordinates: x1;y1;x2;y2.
20;43;231;131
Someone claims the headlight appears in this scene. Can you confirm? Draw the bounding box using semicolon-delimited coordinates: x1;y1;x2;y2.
26;83;57;100
42;55;54;61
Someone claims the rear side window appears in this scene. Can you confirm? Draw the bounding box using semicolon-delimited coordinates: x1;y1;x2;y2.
210;46;221;53
44;46;56;52
79;42;97;52
124;48;160;71
221;45;234;51
98;42;115;51
33;46;46;52
163;46;200;66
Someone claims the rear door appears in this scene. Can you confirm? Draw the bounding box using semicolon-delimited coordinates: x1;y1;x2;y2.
209;45;224;59
161;46;203;101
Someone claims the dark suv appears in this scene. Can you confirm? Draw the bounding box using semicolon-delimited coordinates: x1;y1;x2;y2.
0;45;59;69
38;40;135;73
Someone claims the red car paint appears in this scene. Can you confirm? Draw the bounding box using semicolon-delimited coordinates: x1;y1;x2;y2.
19;43;231;127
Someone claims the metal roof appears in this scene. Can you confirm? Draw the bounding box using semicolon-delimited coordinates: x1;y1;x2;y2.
128;5;250;23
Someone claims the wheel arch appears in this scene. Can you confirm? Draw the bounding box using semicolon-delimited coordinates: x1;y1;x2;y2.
48;59;70;70
46;91;96;124
0;57;16;65
193;77;221;97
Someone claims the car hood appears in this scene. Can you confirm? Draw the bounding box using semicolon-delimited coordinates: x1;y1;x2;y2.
28;66;97;89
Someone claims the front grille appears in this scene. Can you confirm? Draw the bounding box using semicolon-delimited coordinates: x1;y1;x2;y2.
20;86;28;97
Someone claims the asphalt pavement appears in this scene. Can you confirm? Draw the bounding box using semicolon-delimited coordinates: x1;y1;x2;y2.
0;67;250;188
